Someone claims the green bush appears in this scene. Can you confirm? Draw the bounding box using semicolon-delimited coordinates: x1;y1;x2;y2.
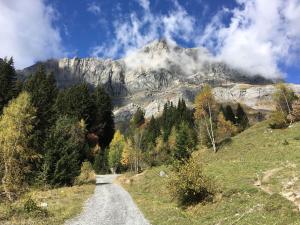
168;159;216;206
269;111;288;129
75;161;96;185
23;197;48;217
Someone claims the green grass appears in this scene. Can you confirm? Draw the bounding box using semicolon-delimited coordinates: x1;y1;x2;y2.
0;184;95;225
121;121;300;225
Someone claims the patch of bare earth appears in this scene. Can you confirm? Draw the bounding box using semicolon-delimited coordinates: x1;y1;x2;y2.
254;163;300;210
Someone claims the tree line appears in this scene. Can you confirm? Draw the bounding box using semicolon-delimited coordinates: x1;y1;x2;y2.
0;58;114;200
107;85;250;173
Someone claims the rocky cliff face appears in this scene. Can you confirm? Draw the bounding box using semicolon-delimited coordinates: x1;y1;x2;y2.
20;40;300;122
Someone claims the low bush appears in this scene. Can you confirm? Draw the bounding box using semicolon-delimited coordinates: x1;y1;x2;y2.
168;159;216;206
75;161;96;185
23;197;48;217
269;111;288;129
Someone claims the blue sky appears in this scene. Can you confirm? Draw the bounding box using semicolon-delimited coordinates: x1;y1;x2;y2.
0;0;299;83
48;0;236;57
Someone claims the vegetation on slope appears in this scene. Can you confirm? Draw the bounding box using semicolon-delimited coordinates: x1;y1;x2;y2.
0;184;95;225
121;120;300;225
0;58;111;223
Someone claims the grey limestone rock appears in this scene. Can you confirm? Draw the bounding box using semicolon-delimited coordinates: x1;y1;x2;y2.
19;40;300;122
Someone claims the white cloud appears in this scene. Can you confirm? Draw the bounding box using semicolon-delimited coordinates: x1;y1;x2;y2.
91;0;197;58
200;0;300;78
92;0;300;79
0;0;64;69
87;2;101;15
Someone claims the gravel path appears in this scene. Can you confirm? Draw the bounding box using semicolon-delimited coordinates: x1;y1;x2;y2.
65;174;150;225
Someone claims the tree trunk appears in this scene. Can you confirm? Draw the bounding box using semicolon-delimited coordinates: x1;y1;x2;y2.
3;158;13;201
207;103;217;153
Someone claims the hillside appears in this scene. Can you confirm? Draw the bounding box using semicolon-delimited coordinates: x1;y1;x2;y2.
120;121;300;225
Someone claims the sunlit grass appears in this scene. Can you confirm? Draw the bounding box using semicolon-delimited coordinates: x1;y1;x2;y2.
0;184;95;225
121;121;300;224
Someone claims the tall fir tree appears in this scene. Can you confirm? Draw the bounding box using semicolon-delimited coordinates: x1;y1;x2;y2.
43;116;86;186
131;107;145;128
144;116;160;149
91;86;115;149
0;58;18;114
23;66;58;151
54;83;94;128
224;105;236;124
173;122;196;161
236;103;249;130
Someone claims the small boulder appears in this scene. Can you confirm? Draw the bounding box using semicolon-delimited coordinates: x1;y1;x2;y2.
159;171;166;177
40;202;48;208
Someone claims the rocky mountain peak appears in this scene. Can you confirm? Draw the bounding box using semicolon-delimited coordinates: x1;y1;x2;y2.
19;40;297;124
141;39;172;53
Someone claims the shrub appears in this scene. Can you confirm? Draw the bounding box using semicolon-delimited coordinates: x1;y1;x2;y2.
75;161;96;185
23;197;48;217
269;111;288;129
168;159;216;206
282;139;289;145
23;197;39;213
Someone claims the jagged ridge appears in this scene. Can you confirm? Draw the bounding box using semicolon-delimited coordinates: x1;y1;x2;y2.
20;40;298;123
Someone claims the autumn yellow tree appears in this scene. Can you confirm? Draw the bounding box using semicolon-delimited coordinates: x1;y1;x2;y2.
270;83;297;127
121;139;135;171
291;99;300;122
130;128;144;173
108;130;125;173
151;134;169;164
217;112;237;142
0;92;37;201
194;85;218;152
167;127;177;152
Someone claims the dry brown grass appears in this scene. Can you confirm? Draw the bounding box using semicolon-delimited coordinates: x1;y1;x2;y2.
0;184;95;225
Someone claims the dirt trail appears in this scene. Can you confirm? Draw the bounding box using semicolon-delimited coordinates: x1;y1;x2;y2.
65;174;150;225
254;164;300;210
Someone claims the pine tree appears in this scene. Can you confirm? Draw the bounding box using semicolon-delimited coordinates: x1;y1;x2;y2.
168;126;177;152
224;105;236;124
173;122;196;161
43;116;86;186
54;83;94;128
91;86;115;149
0;58;18;113
236;104;249;130
0;92;36;200
23;67;58;152
131;107;145;128
93;150;105;174
144;116;160;149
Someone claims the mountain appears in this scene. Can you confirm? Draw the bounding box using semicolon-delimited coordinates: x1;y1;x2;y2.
20;39;300;123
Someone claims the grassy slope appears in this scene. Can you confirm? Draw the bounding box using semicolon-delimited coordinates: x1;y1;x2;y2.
0;184;95;225
121;121;300;225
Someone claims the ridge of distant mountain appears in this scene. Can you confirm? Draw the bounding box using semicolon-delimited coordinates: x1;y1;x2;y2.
19;39;300;123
